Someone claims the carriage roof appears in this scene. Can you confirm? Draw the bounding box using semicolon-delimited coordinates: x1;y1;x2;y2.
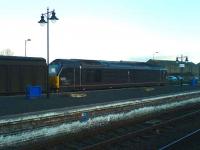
50;59;167;70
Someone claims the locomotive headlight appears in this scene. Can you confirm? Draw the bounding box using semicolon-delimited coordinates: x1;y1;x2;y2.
60;77;66;81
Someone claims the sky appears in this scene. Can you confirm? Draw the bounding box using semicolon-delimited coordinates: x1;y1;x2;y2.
0;0;200;63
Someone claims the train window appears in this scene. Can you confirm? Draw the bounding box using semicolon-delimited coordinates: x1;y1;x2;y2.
49;64;60;76
50;68;56;73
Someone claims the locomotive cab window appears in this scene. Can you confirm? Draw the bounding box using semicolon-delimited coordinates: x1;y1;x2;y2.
49;64;60;76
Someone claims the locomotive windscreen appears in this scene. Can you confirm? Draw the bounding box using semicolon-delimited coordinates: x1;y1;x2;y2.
49;64;61;76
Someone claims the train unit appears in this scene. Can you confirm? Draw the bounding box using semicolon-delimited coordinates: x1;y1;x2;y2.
0;56;47;95
49;59;167;91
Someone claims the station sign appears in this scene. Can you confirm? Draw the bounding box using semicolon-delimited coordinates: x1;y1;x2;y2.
179;64;185;68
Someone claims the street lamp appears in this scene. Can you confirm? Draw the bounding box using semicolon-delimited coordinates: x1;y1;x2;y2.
153;51;159;60
38;8;59;98
25;39;31;57
176;54;188;86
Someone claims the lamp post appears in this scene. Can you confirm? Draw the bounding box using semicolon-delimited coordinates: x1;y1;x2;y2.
153;51;159;60
25;39;31;57
38;8;59;98
176;55;188;86
80;65;82;88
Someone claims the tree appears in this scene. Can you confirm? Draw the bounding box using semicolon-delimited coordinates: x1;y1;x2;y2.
0;49;14;56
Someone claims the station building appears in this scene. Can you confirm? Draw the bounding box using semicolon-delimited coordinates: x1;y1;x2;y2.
147;59;200;80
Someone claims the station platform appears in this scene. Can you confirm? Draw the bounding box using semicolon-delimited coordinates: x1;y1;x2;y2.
0;85;200;117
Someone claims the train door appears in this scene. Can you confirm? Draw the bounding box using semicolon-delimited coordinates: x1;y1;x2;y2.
73;68;76;89
10;65;21;93
95;69;102;83
0;65;8;94
127;70;130;83
85;69;94;84
129;70;135;83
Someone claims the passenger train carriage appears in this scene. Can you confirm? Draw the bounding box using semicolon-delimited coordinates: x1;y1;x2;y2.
49;59;167;91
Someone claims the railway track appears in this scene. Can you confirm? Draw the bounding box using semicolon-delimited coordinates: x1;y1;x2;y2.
80;104;200;150
17;97;200;150
159;128;200;150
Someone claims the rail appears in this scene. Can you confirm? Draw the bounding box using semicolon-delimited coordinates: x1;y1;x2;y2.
81;109;200;150
159;128;200;150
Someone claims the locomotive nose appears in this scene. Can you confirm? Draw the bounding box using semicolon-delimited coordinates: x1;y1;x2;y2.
49;76;60;91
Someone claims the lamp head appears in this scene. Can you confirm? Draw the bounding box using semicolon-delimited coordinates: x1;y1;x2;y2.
49;10;59;22
185;56;188;63
38;14;47;24
176;57;179;63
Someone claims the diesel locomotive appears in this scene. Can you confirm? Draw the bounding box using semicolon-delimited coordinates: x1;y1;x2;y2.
49;59;167;92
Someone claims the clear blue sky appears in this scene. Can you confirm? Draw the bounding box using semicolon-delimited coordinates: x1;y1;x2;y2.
1;0;200;63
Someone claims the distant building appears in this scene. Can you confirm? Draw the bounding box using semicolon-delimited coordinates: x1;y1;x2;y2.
147;59;200;79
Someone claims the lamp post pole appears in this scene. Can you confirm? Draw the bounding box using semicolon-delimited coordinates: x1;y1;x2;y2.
47;9;50;98
38;8;59;98
80;65;82;88
47;8;50;73
25;39;31;57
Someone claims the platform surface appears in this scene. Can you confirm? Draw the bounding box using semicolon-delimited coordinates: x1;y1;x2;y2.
0;85;199;117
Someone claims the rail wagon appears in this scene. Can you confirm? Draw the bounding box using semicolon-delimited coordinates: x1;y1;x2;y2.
0;56;47;95
49;59;167;92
